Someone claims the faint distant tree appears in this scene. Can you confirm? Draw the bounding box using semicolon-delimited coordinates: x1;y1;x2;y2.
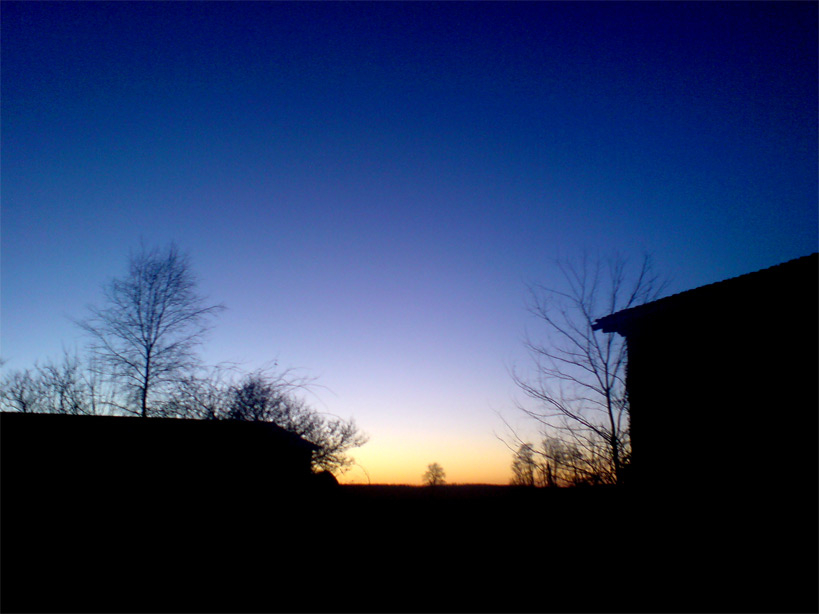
0;368;42;413
509;253;665;485
77;244;224;418
0;353;116;416
423;462;446;487
36;352;96;415
537;451;556;487
530;435;594;487
511;444;536;487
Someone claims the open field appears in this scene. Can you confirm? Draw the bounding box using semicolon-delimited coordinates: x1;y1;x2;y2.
3;481;816;613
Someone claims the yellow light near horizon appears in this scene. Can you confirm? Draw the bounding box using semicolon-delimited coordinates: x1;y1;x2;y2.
337;432;512;485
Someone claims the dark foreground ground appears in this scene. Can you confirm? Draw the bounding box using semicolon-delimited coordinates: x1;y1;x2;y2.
2;414;816;613
3;479;817;613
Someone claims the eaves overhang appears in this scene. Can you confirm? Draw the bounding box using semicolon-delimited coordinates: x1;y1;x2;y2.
592;252;818;336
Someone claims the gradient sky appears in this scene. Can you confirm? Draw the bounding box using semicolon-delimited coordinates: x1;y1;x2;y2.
3;1;817;484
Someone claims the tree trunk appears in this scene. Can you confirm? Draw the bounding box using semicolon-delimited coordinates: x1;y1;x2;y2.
141;357;150;418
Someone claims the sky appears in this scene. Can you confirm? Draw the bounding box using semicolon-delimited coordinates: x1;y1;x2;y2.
2;1;817;485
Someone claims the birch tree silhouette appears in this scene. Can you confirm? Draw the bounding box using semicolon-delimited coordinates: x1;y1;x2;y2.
78;244;224;417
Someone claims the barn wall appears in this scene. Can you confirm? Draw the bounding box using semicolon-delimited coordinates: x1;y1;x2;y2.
625;263;818;493
621;261;818;607
0;413;318;526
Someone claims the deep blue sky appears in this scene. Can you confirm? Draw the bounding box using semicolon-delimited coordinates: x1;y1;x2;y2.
3;1;817;483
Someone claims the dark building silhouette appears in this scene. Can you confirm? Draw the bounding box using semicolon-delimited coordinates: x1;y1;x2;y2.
1;411;318;498
592;252;818;492
1;412;321;613
593;252;818;612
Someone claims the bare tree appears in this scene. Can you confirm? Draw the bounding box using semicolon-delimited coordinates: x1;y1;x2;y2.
36;352;96;415
511;443;536;487
155;366;233;421
169;368;368;475
225;371;289;422
78;244;224;417
0;353;116;416
0;368;42;413
510;254;665;485
229;372;368;475
532;434;595;487
423;462;446;487
300;408;368;476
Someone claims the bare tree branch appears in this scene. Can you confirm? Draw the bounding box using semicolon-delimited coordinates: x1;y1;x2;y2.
507;253;665;485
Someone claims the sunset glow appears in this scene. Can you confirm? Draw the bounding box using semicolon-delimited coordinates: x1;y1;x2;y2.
3;1;816;485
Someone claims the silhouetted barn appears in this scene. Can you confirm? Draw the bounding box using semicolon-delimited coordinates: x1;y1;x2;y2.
593;253;818;612
1;412;318;500
593;252;818;492
2;412;321;523
1;412;322;612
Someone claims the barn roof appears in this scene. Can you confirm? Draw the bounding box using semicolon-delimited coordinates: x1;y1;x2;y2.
0;411;319;451
592;252;818;334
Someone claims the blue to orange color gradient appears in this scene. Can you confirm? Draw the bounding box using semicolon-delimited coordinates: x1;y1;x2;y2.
2;2;816;484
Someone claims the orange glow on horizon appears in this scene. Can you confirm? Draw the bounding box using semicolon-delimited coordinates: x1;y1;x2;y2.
336;433;513;485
